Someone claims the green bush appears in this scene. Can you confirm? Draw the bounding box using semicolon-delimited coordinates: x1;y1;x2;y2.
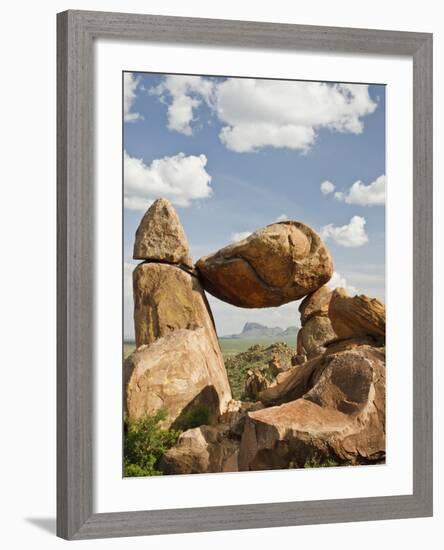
303;457;342;468
175;404;211;430
124;409;181;477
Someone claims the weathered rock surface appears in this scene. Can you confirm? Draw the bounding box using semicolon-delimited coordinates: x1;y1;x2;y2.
296;315;336;359
239;346;386;470
124;328;231;428
133;262;218;348
329;288;385;341
196;221;333;308
299;286;332;324
133;198;193;267
159;425;239;474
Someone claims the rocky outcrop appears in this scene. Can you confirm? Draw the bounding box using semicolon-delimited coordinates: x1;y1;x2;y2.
329;288;385;341
239;346;386;470
124;328;231;428
125;199;232;427
133;198;193;268
196;221;333;308
159;424;239;474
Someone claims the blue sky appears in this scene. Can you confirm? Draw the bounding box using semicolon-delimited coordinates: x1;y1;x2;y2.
123;73;385;338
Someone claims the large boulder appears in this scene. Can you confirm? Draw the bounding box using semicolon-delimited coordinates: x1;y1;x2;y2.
239;346;386;470
196;221;333;308
296;316;336;359
329;288;385;341
133;198;193;268
159;425;239;474
124;328;232;428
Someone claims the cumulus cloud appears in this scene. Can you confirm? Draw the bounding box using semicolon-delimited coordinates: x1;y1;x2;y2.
216;80;376;153
320;180;335;195
150;75;214;135
152;76;377;153
321;215;368;247
124;151;213;211
327;271;358;296
124;73;143;123
231;231;252;242
335;174;385;206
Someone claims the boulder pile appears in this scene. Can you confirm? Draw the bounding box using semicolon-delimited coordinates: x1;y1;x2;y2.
124;198;386;474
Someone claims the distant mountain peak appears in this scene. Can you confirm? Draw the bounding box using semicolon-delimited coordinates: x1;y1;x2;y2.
221;323;298;340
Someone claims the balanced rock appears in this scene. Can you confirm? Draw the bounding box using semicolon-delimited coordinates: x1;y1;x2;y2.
329;288;385;341
159;425;239;474
239;346;386;470
124;328;231;428
196;221;333;308
133;198;193;267
296;315;336;359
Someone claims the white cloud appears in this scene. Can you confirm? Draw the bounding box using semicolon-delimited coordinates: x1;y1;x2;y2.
150;75;214;135
320;180;335;195
334;191;344;201
231;231;252;242
335;174;386;206
274;213;288;222
124;73;143;123
321;215;368;247
124;151;213;211
326;271;358;296
152;76;377;153
216;80;376;152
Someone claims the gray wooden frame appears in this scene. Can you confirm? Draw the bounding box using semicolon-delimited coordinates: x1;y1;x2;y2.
57;9;433;540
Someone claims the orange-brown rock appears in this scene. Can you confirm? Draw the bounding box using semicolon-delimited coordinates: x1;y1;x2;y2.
133;198;193;267
239;346;386;470
196;221;333;308
299;286;332;324
133;262;218;348
296;315;336;359
329;288;385;341
159;425;239;474
124;328;232;428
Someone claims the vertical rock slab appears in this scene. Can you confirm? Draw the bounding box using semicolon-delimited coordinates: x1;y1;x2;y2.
130;262;232;420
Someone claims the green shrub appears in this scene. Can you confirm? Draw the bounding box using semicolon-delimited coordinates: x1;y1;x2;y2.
175;404;211;430
124;409;181;477
303;457;342;468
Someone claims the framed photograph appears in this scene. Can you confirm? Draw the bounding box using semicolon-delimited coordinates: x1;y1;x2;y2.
57;10;433;540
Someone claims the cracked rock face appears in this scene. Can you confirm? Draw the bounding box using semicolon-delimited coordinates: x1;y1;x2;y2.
124;328;231;428
239;346;386;470
133;198;193;268
196;221;333;308
329;288;386;341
